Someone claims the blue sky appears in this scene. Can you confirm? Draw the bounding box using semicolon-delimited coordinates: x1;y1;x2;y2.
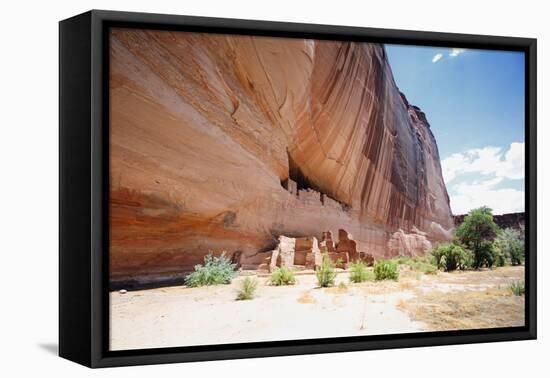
384;45;525;215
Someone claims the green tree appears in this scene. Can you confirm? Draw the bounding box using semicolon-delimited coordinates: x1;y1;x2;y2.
494;228;525;266
455;207;500;268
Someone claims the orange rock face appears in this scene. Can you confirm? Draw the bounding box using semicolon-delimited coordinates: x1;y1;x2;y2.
109;28;454;284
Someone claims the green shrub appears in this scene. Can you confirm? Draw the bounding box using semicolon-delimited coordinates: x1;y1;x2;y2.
393;255;438;275
415;261;439;275
373;260;399;281
316;253;337;287
270;266;296;286
236;277;257;300
392;254;412;265
455;206;500;268
510;245;525;266
431;243;472;271
492;246;508;267
334;257;345;269
185;251;236;287
509;281;525;296
476;240;496;268
495;228;525;266
349;261;374;283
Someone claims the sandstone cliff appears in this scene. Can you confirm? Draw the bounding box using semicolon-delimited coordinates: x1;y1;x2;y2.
109;28;454;284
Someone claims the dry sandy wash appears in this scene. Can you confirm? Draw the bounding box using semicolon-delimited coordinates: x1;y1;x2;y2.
109;266;524;351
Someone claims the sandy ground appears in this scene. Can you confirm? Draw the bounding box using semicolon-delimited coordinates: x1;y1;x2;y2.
110;266;524;351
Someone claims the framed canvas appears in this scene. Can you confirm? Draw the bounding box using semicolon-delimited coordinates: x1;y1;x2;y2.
59;10;537;368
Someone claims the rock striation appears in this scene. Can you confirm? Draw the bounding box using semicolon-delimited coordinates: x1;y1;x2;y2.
109;28;454;284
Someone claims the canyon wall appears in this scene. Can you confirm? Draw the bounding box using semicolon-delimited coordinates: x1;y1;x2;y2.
109;28;454;284
453;212;525;230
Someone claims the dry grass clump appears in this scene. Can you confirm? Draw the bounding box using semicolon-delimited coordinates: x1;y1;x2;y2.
297;290;316;304
509;281;525;296
433;266;524;285
326;282;349;294
358;280;401;295
399;286;524;330
398;281;414;290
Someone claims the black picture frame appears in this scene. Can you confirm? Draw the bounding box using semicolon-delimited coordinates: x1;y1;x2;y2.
59;9;537;368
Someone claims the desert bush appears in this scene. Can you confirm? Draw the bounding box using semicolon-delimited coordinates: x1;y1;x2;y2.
185;251;236;287
393;254;412;265
394;255;438;275
494;228;525;266
374;260;399;281
349;261;374;283
456;206;500;268
431;243;473;272
316;253;337;287
510;247;525;266
492;246;508;267
414;260;439;275
270;266;296;286
476;240;496;268
236;277;257;300
509;281;525;296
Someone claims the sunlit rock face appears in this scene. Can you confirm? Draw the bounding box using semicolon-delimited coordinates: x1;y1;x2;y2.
109;28;454;284
388;228;432;257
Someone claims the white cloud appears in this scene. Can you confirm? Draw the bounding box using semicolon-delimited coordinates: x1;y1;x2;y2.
449;48;466;57
442;142;525;215
441;142;525;183
450;178;524;215
431;49;465;64
501;142;525;179
432;53;443;63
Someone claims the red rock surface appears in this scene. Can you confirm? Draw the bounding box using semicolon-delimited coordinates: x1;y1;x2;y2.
109;28;454;284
